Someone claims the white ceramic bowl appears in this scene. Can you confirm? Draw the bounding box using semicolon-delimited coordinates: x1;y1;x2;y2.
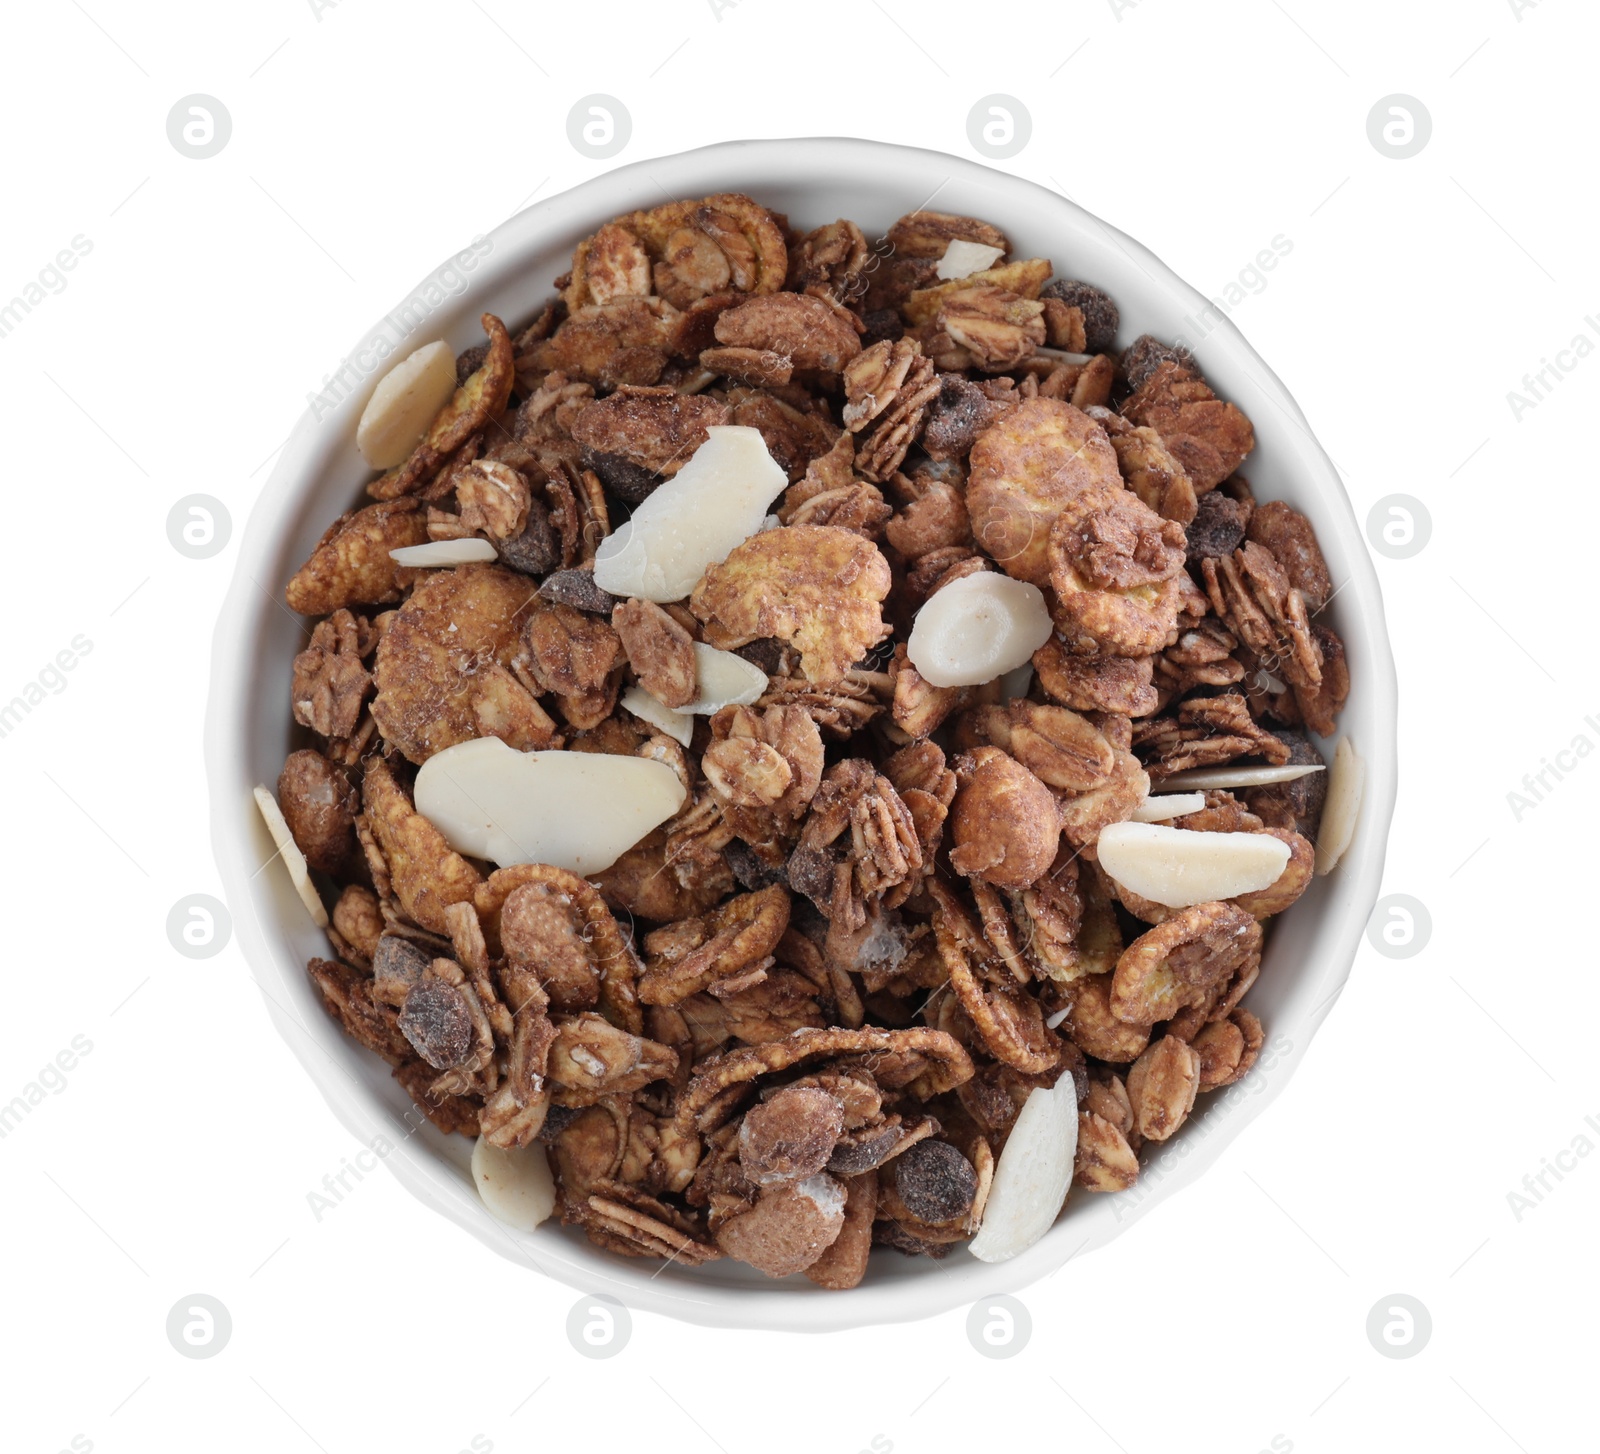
205;137;1396;1331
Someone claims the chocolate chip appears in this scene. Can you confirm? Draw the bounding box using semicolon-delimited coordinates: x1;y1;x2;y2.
785;841;839;909
922;374;993;461
724;839;790;892
875;1219;951;1259
1041;279;1120;353
497;495;558;576
738;1085;846;1184
371;934;432;1008
734;638;790;676
826;1120;908;1175
536;1104;583;1144
537;567;620;614
1186;490;1251;563
894;1139;978;1223
397;978;474;1069
1120;333;1196;390
581;446;663;507
1248;730;1327;827
860;308;904;347
455;343;488;385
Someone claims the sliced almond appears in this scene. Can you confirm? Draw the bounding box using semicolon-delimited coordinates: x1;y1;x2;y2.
967;1077;1078;1263
1132;792;1207;822
388;538;498;568
1314;736;1363;876
682;643;767;714
1097;820;1291;908
935;239;1005;280
355;340;457;469
907;571;1054;688
1155;763;1325;791
471;1135;555;1231
413;737;687;874
252;784;329;927
592;425;787;602
621;684;694;747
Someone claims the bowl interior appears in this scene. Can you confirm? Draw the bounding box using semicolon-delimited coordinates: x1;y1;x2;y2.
207;137;1396;1331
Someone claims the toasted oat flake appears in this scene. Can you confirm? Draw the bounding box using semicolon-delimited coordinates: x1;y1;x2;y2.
388;539;498;567
253;784;329;927
413;737;686;872
1314;736;1363;876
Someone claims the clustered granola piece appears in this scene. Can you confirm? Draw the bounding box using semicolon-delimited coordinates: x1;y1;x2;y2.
276;195;1350;1288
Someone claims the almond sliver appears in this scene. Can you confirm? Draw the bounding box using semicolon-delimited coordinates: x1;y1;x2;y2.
413;738;686;873
1097;820;1291;908
1132;792;1206;822
935;239;1005;280
591;426;786;602
1314;736;1364;876
622;684;694;747
1156;763;1325;791
252;785;328;927
681;643;767;714
471;1135;555;1231
356;339;457;468
967;1077;1078;1263
389;539;497;567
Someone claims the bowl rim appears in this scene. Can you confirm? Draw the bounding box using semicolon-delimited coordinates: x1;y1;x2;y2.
205;135;1397;1332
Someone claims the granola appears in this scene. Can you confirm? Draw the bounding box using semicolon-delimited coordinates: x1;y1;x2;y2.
277;191;1357;1287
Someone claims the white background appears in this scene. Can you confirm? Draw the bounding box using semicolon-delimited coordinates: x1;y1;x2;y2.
1;0;1592;1450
